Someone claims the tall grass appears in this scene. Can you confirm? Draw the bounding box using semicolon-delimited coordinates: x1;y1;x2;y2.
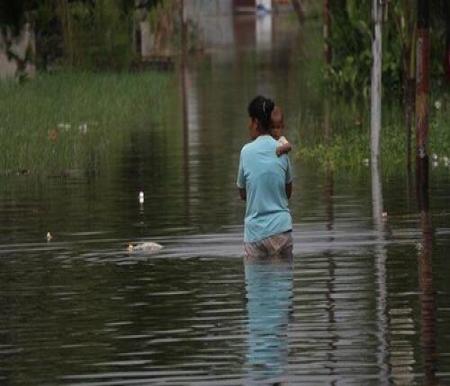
296;94;450;174
0;71;178;175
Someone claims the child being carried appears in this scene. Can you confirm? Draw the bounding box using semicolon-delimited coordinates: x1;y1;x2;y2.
271;106;292;156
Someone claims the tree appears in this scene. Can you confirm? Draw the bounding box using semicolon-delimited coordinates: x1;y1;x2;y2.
444;0;450;82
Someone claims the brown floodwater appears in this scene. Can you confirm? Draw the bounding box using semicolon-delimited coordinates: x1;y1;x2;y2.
1;13;450;386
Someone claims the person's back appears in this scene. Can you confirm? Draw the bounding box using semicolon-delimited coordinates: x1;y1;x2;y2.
238;135;292;243
237;95;293;260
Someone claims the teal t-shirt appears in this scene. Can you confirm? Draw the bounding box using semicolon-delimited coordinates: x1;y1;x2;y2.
236;135;293;242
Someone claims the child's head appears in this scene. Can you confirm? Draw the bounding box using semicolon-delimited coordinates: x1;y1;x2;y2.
270;106;284;140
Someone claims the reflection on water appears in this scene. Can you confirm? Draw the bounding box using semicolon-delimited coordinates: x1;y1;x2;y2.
417;158;438;386
370;159;389;384
245;258;293;385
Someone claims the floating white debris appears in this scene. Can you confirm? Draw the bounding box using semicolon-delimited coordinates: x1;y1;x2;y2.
128;242;163;254
139;191;144;204
362;158;369;166
46;232;52;241
432;153;438;161
434;100;442;110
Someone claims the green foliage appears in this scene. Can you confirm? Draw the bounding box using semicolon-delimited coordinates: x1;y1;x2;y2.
326;0;372;96
65;1;135;70
296;94;450;173
327;0;447;96
2;1;169;71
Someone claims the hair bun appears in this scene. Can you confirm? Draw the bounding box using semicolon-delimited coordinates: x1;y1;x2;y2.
248;95;276;132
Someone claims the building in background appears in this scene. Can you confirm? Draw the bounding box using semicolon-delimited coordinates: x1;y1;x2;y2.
184;0;234;48
234;0;273;13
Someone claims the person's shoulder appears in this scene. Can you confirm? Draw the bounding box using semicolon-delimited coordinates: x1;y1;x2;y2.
241;140;256;155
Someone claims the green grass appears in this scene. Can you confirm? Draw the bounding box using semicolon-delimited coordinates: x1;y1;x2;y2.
0;71;178;175
296;93;450;174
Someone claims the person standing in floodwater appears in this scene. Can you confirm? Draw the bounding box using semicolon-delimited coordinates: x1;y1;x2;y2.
236;96;293;260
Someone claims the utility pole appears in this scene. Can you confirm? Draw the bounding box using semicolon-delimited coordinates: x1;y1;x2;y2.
370;0;383;164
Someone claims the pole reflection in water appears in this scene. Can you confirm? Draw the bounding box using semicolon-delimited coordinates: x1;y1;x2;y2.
323;98;337;380
371;158;389;383
416;157;437;386
244;256;293;385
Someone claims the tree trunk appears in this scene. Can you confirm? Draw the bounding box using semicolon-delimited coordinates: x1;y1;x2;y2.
444;0;450;82
323;0;332;65
291;0;305;25
56;0;73;65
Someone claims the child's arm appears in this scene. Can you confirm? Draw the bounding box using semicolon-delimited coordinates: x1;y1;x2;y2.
276;136;292;156
276;142;292;156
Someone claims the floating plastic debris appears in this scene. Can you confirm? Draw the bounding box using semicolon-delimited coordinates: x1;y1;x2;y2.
128;242;163;254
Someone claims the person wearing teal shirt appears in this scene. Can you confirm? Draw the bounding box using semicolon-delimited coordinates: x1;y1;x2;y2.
237;96;293;259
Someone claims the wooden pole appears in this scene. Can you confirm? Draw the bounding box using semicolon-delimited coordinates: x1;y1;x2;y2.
415;0;430;161
371;0;383;163
415;3;434;372
403;0;416;171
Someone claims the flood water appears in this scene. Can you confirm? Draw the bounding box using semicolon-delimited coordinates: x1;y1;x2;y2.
1;14;450;386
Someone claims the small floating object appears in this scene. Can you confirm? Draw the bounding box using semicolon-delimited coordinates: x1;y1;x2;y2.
138;191;144;204
362;158;369;166
128;242;163;254
434;100;442;110
432;153;438;161
46;232;53;241
382;212;388;218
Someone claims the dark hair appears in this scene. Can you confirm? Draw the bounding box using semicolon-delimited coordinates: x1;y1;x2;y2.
248;95;275;132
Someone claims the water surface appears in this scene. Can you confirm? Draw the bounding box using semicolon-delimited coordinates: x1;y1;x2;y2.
1;14;450;386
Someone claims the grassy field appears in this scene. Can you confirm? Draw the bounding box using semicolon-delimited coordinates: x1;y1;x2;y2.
0;71;178;175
